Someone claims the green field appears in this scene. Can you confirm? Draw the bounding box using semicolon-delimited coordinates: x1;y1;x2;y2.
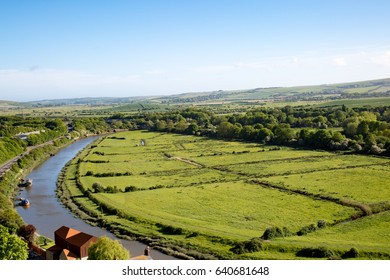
316;97;390;108
63;131;390;259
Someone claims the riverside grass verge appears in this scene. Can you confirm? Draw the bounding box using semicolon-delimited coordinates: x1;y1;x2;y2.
58;130;390;259
0;136;75;234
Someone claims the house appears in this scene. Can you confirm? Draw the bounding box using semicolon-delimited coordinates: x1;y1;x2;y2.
46;226;98;260
14;130;45;140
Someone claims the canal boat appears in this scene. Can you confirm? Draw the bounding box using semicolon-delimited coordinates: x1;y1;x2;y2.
20;198;30;207
18;178;33;187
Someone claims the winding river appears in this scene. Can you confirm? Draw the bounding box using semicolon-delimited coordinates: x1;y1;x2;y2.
16;136;175;260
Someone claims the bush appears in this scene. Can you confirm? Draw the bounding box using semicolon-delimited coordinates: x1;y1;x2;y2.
157;224;184;235
0;225;28;260
18;224;36;243
342;247;359;259
297;224;317;236
105;186;119;193
125;186;138;192
88;236;130;260
262;226;292;240
0;209;24;234
317;220;327;229
296;247;336;258
230;238;263;254
92;182;105;193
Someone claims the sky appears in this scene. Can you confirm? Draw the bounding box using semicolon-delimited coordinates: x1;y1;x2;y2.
1;0;390;101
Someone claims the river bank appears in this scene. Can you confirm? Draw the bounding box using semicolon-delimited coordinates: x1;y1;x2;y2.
0;135;76;234
16;135;176;259
55;134;222;260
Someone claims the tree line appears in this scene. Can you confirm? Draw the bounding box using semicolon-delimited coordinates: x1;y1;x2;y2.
112;105;390;155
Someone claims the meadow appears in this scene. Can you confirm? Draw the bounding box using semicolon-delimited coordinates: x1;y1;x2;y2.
62;130;390;259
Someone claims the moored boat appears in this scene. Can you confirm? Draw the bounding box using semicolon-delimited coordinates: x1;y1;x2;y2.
18;178;33;187
20;198;30;207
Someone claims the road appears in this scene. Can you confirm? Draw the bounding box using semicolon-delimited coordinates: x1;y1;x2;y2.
0;140;55;177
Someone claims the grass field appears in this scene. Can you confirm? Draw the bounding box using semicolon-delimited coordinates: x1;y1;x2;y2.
62;130;390;259
316;97;390;108
266;166;390;204
94;181;354;238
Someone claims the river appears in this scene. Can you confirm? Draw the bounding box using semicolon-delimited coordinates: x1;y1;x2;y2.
16;136;175;260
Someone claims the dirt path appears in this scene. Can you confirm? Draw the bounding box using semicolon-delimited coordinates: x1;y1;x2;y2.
169;156;204;168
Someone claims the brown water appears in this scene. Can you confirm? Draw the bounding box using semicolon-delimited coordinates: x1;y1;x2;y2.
16;136;176;260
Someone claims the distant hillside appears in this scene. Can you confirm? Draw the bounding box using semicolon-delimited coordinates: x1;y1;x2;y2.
104;102;170;112
155;77;390;104
27;96;149;106
2;77;390;109
0;100;28;109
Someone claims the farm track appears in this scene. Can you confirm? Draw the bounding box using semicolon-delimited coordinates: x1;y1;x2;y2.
169;156;204;168
212;153;342;167
162;152;205;168
255;161;390;178
64;132;390;259
249;179;374;218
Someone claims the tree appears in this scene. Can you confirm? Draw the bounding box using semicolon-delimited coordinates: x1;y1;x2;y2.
92;182;105;193
0;209;25;234
356;121;369;137
175;120;188;132
273;124;295;144
343;120;358;137
18;224;36;243
88;236;130;260
0;225;28;260
216;122;237;139
313;129;332;148
155;120;167;131
186;123;198;135
240;125;256;140
331;131;345;143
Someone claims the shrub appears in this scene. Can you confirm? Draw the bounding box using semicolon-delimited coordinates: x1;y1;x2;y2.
125;186;138;192
92;182;105;193
317;220;327;229
297;224;317;236
342;247;359;259
105;186;119;193
296;247;336;258
18;224;36;243
0;209;24;234
88;236;130;260
230;238;263;254
262;226;292;240
157;224;184;235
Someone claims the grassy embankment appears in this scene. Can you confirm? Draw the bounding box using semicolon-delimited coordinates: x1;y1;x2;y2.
59;130;390;259
0;136;74;233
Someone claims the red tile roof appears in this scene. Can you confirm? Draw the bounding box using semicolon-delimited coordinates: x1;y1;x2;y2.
55;226;80;240
67;232;97;247
61;249;78;260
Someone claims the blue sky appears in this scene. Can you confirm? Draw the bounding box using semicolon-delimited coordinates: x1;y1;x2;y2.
1;0;390;101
